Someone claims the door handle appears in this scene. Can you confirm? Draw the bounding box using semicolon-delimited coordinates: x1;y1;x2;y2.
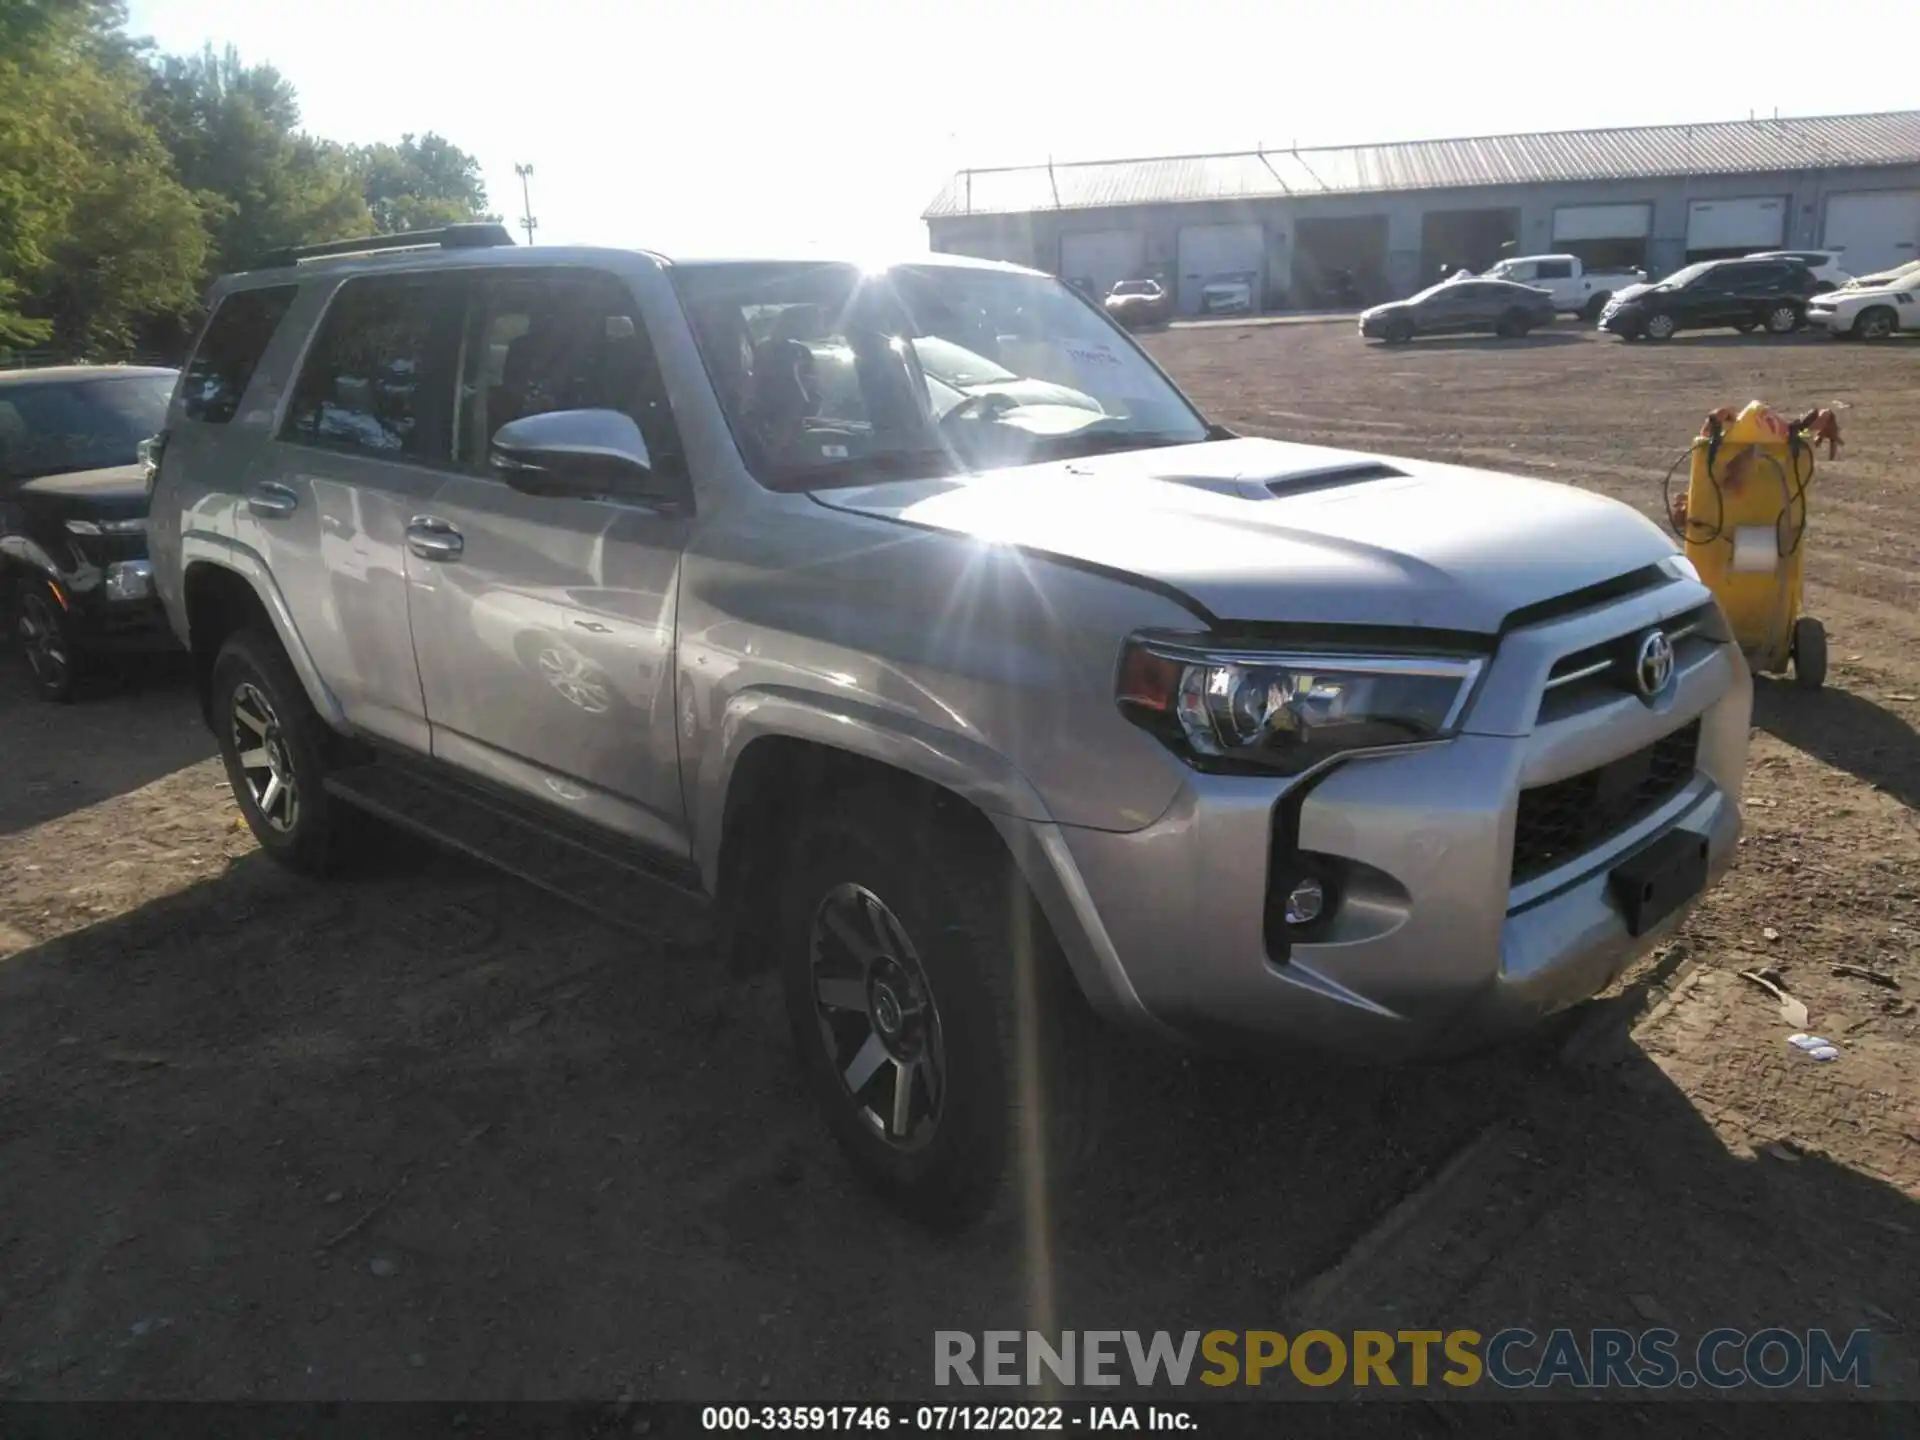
247;482;299;519
406;517;464;562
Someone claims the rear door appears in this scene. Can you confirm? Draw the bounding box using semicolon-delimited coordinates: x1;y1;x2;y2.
252;271;466;751
1532;258;1575;307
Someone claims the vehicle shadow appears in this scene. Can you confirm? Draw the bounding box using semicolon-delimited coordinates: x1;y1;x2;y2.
1372;331;1587;352
1751;676;1920;811
0;655;211;839
0;844;1911;1403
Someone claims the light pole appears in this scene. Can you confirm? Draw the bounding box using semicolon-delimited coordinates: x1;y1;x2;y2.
513;163;537;245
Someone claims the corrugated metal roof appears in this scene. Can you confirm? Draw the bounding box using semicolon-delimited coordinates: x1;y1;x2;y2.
924;110;1920;218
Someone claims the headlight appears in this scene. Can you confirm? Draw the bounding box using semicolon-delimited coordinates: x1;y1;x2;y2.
65;517;146;536
1116;637;1483;775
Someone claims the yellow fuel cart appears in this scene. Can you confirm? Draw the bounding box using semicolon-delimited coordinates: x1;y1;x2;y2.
1666;401;1843;690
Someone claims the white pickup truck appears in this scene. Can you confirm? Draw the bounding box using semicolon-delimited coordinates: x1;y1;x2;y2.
1483;254;1649;321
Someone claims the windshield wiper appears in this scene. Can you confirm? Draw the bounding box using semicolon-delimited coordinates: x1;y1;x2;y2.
769;448;968;493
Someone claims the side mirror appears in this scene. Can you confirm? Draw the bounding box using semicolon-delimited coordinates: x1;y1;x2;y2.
489;409;676;503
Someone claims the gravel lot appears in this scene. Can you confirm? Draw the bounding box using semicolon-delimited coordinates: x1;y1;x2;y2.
1;321;1913;1407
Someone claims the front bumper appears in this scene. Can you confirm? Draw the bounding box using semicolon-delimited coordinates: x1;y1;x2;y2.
1598;307;1638;334
1805;306;1844;332
55;561;178;653
1027;579;1751;1057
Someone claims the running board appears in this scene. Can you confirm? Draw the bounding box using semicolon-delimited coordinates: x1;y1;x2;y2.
322;761;711;940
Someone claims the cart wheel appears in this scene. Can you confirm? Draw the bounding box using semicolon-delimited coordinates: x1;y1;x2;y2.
1791;617;1827;691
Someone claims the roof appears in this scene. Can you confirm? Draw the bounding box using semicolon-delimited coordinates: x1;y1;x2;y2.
924;109;1920;219
0;365;176;386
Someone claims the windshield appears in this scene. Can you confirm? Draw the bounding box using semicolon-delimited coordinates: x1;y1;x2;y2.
669;262;1209;489
1657;263;1715;289
0;373;174;484
1110;281;1158;297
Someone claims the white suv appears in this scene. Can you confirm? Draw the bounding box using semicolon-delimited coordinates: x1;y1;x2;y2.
1748;249;1852;292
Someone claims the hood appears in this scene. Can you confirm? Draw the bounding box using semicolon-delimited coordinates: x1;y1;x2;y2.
1606;281;1656;306
1822;282;1908;304
12;463;149;519
809;437;1677;634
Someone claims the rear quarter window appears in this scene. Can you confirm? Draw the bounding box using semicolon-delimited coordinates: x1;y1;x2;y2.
180;286;299;424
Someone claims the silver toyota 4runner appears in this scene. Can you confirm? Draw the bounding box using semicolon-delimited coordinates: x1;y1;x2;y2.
149;224;1750;1225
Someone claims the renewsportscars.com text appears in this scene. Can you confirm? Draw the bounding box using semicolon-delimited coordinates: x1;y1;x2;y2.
934;1328;1874;1390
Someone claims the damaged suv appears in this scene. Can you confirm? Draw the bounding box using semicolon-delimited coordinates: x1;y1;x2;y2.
148;226;1750;1225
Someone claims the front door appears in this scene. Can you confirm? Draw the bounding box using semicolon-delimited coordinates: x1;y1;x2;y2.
405;266;693;859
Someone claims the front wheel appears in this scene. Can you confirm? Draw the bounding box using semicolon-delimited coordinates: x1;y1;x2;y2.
1494;309;1531;338
1384;317;1414;345
1643;312;1677;341
12;578;82;703
211;629;351;873
1852;306;1897;341
1791;617;1827;691
779;788;1094;1228
1764;304;1801;335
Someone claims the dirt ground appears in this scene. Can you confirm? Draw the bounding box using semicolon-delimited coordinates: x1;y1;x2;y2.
0;322;1914;1409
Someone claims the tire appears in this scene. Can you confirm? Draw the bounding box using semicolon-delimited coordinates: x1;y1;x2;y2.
11;577;82;703
1852;306;1897;341
1582;293;1610;323
1384;317;1414;345
210;628;351;874
1494;309;1530;339
1643;312;1677;341
1791;617;1827;691
778;786;1097;1229
1764;303;1801;335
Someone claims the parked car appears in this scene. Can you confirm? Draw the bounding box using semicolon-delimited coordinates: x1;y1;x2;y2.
1482;254;1648;321
1359;278;1558;342
1103;278;1171;329
1807;264;1920;339
150;226;1750;1227
0;365;179;700
1198;276;1254;315
1598;258;1817;341
1747;249;1851;292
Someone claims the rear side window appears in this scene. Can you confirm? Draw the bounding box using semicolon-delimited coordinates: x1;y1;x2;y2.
180;286;297;424
283;274;461;460
1535;260;1573;280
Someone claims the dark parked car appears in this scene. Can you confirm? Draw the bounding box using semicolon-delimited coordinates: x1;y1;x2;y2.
0;365;178;700
1359;278;1557;343
1598;258;1818;341
1103;278;1171;329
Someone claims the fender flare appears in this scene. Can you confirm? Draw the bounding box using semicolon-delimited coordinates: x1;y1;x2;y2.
180;531;350;732
698;685;1165;1032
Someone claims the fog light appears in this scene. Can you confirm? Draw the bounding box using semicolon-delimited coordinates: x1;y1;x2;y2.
1283;877;1325;925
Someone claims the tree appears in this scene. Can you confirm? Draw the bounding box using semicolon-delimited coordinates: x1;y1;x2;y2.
142;45;370;277
353;132;494;234
0;0;205;354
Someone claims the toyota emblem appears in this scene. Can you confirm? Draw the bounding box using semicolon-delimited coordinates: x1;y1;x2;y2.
1633;629;1675;701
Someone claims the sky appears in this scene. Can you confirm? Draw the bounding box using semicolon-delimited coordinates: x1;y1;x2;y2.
126;0;1912;259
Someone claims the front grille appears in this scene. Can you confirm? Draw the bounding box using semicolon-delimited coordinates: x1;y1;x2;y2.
1543;602;1717;692
1511;721;1700;884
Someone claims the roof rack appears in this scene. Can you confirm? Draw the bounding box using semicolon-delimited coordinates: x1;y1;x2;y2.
258;222;517;270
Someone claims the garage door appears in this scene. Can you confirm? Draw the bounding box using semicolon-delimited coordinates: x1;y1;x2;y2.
1176;223;1265;315
1823;190;1920;277
1059;231;1147;299
1686;197;1786;253
1552;203;1652;242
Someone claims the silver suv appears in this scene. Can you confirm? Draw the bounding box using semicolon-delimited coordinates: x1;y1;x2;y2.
149;224;1751;1225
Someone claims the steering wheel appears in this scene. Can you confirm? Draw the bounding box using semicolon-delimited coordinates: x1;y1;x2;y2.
939;391;1020;429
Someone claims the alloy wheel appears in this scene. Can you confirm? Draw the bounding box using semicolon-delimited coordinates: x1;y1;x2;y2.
1645;313;1676;340
16;592;68;691
231;680;301;834
808;882;946;1149
1857;310;1893;340
1767;305;1799;334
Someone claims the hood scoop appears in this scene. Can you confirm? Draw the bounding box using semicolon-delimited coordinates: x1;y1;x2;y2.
1144;458;1408;503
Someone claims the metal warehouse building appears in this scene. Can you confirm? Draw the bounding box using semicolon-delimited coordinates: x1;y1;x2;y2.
923;110;1920;316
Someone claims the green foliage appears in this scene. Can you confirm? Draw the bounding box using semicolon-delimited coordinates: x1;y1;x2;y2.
353;133;496;235
0;6;492;360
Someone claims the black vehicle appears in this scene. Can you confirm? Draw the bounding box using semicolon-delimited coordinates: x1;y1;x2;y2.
0;365;179;700
1359;278;1557;343
1598;258;1817;341
1103;278;1172;330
